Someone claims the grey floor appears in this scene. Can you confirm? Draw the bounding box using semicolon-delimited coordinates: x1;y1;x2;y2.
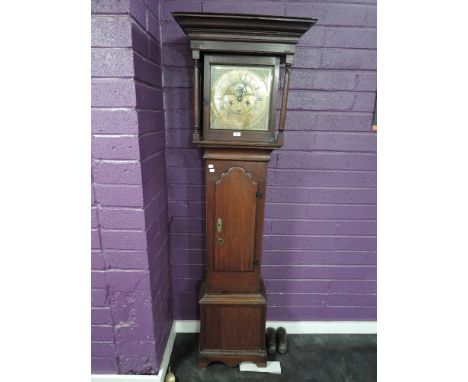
168;333;377;382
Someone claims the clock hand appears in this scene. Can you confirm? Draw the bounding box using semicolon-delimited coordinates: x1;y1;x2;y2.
234;84;247;102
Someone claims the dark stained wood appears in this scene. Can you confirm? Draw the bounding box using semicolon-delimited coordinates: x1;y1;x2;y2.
193;56;201;142
204;150;269;293
198;351;267;368
199;281;267;367
199;150;269;367
200;292;267;305
190;40;297;56
214;167;258;272
172;12;317;46
203;306;263;349
194;139;282;150
172;12;317;368
203;148;271;162
279;62;291;136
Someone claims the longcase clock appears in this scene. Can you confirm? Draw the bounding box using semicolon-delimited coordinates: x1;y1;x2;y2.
173;12;317;368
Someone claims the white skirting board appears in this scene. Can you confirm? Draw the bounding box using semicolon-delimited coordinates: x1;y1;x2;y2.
175;320;377;334
91;320;376;381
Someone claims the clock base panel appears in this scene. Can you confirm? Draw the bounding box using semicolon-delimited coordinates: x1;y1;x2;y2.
198;281;267;368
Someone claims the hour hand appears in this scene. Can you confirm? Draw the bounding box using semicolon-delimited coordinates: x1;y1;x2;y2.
234;84;246;101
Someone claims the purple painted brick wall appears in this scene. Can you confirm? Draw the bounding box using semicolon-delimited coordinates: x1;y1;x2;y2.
163;0;376;321
91;0;172;375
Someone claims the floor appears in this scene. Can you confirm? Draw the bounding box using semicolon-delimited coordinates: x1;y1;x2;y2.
168;333;377;382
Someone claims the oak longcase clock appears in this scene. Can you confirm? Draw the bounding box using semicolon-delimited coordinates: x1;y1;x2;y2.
173;12;317;368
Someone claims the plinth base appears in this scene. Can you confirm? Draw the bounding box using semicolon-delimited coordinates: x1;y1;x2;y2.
198;281;267;368
199;349;267;368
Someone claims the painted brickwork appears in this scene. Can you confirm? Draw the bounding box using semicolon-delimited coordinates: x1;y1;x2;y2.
91;0;172;374
162;0;377;321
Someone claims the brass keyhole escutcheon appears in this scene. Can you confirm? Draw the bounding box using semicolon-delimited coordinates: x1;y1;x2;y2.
216;217;224;244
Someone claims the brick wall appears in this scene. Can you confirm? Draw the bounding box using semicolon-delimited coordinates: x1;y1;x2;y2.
162;0;377;321
91;0;172;374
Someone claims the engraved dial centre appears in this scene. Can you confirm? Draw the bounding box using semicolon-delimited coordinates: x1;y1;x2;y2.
210;65;272;131
224;82;255;115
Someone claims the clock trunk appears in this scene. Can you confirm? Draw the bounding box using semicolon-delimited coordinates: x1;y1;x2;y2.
204;149;269;294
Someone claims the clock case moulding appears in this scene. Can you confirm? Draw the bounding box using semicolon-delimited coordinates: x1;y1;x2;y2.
172;12;317;149
172;12;317;368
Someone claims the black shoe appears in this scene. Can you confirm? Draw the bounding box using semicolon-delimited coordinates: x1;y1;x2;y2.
265;327;276;354
276;327;287;354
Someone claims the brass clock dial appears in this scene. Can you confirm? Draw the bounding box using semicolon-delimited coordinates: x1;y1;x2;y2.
210;65;273;131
